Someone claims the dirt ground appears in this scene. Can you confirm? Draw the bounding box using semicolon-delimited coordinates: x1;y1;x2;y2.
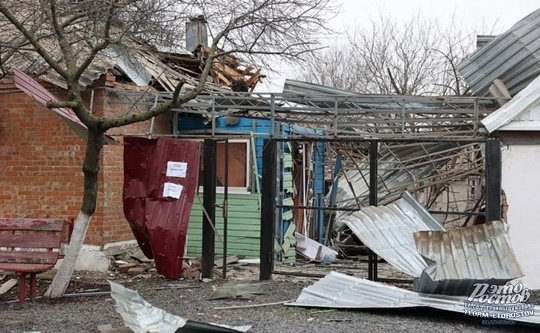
1;259;539;333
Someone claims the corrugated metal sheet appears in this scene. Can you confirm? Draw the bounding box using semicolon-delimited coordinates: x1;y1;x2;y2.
337;192;444;277
288;271;540;327
109;281;251;332
458;9;540;97
481;74;540;132
414;220;524;295
123;137;200;279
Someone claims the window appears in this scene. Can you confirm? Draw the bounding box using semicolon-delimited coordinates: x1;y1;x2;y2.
198;139;251;193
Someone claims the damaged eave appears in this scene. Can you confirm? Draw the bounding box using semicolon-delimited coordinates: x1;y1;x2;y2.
13;68;118;145
481;75;540;133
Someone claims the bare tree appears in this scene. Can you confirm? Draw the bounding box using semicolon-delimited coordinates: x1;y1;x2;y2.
0;0;335;298
299;14;491;96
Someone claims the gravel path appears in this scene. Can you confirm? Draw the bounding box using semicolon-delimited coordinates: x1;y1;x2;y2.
0;263;538;333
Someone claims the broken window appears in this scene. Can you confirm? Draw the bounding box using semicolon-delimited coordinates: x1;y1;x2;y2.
198;140;251;193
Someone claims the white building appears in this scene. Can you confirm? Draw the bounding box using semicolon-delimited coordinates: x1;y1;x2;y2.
482;75;540;289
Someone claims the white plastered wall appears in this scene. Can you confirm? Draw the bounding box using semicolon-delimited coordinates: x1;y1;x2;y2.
502;144;540;289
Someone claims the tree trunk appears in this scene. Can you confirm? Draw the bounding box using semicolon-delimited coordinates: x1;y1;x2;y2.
44;210;93;297
45;127;103;298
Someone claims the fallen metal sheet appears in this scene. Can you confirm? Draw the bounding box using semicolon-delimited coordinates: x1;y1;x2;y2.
123;137;200;279
288;272;540;326
458;9;540;97
414;220;524;295
337;191;444;277
109;281;251;333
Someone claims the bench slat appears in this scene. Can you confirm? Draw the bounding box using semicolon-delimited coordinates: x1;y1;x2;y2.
0;234;62;248
0;250;59;264
0;219;65;231
0;263;54;273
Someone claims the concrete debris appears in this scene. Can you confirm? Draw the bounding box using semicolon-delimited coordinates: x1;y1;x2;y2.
0;278;17;295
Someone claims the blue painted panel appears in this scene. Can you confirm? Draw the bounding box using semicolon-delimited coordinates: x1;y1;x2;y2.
177;115;327;242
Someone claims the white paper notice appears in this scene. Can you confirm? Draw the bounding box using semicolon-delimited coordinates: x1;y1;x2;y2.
163;182;183;199
166;161;187;178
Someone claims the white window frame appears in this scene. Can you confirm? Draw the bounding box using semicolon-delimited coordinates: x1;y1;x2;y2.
198;139;251;194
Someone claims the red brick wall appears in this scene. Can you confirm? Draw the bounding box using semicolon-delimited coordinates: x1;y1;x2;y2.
0;79;84;228
92;73;172;244
0;73;173;246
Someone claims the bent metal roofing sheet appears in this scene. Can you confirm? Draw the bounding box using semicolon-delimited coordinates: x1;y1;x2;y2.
458;9;540;97
414;220;524;295
337;193;524;294
337;191;444;277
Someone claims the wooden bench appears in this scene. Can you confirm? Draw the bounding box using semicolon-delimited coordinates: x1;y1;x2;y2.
0;218;73;303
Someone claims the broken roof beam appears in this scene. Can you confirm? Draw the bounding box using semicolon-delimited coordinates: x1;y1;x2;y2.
489;79;512;107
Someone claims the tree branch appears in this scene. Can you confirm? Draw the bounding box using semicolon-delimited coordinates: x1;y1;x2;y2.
0;2;68;78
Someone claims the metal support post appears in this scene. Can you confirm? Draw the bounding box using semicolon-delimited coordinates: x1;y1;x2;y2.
485;139;501;222
202;139;216;278
368;140;379;281
260;139;277;280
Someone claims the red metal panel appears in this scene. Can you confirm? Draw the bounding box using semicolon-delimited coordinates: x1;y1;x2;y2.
123;137;201;279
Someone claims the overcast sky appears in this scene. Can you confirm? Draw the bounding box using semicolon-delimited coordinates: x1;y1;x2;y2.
258;1;539;91
332;0;538;35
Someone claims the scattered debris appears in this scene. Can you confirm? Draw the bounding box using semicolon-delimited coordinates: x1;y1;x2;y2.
97;324;132;333
109;281;251;333
214;299;295;310
215;255;245;268
336;191;444;278
208;281;268;300
146;284;201;291
295;232;338;262
0;278;17;295
182;261;201;279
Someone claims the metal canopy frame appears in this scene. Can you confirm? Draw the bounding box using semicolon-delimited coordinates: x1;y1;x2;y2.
107;88;497;141
175;92;496;141
107;88;501;282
